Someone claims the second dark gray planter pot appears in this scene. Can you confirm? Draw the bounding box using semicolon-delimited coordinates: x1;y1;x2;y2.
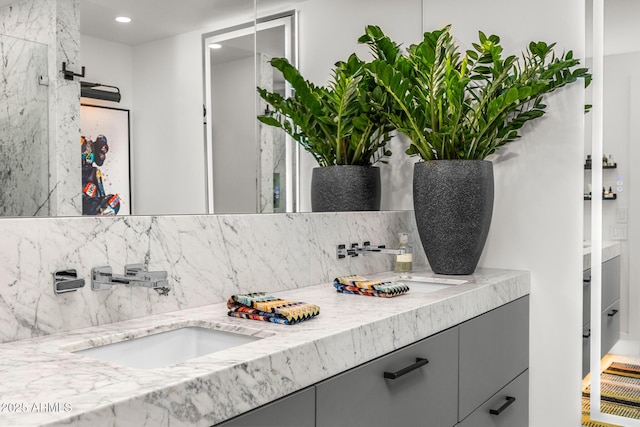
311;166;381;212
413;160;494;275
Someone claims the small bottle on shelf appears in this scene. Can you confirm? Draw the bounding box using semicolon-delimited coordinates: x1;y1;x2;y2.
586;155;592;169
394;233;413;278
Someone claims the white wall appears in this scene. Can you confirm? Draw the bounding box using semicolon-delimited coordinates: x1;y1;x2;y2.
80;35;133;110
131;31;207;215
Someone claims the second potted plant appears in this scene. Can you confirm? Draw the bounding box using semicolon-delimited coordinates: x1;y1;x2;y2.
257;54;394;212
359;25;590;274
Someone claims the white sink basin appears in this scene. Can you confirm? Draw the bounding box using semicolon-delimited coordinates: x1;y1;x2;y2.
73;326;262;370
390;275;469;294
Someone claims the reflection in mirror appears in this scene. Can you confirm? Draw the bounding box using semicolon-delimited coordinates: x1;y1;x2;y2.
0;34;49;216
2;0;283;217
204;12;296;214
80;0;259;217
587;0;640;425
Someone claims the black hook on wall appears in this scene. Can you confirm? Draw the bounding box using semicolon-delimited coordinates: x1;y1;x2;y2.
61;62;85;81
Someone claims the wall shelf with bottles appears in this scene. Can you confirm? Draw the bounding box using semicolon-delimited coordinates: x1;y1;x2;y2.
583;154;621;200
584;154;617;169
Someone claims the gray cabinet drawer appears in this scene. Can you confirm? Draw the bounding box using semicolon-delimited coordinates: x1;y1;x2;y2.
459;296;529;420
316;327;459;427
457;370;529;427
602;300;621;356
215;386;315;427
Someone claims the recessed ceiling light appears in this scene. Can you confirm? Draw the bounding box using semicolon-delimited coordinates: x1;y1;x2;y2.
209;43;222;49
115;16;131;23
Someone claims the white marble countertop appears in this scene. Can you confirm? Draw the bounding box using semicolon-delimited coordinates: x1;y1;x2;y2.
583;241;621;270
0;268;530;427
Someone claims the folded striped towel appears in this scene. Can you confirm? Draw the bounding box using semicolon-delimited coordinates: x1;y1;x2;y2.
227;292;320;325
333;275;409;298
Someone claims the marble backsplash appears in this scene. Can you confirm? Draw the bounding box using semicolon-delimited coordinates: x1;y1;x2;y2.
0;211;426;344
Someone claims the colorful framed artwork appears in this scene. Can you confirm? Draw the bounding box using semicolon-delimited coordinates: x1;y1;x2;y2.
80;104;131;215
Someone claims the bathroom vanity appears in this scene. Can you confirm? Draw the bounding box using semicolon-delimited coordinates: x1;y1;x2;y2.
0;268;529;427
220;295;529;427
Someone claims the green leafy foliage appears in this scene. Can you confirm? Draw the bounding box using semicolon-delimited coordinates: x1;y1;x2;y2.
359;25;591;160
257;55;394;167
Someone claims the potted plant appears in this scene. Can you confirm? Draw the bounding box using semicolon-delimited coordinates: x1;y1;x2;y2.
257;54;394;212
359;25;590;274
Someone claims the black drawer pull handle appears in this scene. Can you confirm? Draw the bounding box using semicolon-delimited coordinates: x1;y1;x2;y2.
383;358;429;379
490;396;516;416
583;278;592;283
608;309;619;317
583;331;591;339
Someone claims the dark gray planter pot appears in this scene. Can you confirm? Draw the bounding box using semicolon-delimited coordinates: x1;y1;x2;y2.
413;160;494;275
311;166;381;212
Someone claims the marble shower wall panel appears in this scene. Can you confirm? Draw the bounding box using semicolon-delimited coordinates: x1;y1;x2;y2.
0;0;53;43
0;211;418;343
0;35;49;216
0;0;81;216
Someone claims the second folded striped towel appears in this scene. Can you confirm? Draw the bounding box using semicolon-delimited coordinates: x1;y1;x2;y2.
333;275;409;298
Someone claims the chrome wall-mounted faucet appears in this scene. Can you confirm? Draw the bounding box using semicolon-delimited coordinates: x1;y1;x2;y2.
336;241;405;259
53;269;85;294
91;264;170;295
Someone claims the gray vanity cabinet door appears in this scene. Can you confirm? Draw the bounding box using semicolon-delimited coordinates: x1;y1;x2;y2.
316;327;459;427
458;296;529;421
215;386;315;427
602;256;620;310
583;256;620;327
456;370;529;427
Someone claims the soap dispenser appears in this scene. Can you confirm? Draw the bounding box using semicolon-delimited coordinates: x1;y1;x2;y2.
394;233;413;278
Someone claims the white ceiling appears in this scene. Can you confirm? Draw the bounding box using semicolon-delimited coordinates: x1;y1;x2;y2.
79;0;302;47
80;0;256;46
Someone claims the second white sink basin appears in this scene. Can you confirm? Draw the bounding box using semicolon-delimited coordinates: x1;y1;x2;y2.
390;275;469;294
73;326;262;370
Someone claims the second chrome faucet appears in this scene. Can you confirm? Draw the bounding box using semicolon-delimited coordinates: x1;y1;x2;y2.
92;264;170;295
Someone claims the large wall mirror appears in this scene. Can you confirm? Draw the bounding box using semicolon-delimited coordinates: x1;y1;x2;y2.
587;0;640;424
0;0;304;218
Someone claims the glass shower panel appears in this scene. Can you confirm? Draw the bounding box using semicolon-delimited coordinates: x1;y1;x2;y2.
0;34;49;216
